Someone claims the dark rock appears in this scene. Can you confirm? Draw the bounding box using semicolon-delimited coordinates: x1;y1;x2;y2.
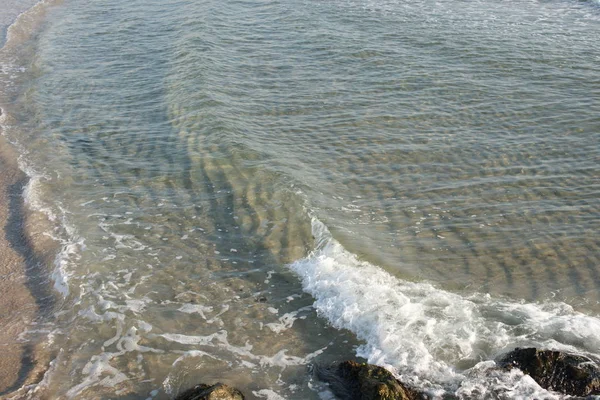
174;382;245;400
499;347;600;397
316;360;425;400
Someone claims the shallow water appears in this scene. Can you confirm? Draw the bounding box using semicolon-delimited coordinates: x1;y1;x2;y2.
1;0;600;398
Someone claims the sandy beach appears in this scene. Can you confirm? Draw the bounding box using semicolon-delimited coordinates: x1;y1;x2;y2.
0;2;56;395
0;133;36;395
0;132;60;399
0;2;33;393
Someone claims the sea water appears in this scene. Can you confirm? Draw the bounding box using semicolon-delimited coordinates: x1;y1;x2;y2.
0;0;599;398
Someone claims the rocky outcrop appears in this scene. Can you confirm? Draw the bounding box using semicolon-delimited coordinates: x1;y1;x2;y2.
174;383;245;400
316;360;425;400
499;347;600;397
172;349;600;399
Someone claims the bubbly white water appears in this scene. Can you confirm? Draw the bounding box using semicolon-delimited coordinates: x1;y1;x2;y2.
291;217;600;398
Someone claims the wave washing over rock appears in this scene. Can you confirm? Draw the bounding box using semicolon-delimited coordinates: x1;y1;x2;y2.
290;218;600;399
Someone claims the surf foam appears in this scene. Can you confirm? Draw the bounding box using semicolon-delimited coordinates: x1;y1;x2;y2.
1;109;83;298
290;217;600;398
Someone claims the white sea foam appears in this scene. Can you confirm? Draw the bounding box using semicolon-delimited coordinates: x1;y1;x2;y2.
171;350;219;365
265;306;312;334
289;217;600;397
98;220;146;251
206;304;230;324
253;389;287;400
162;351;221;396
20;162;56;221
49;224;84;297
159;331;225;346
24;168;82;298
159;329;326;371
65;352;128;399
1;110;83;298
178;304;214;319
68;312;165;398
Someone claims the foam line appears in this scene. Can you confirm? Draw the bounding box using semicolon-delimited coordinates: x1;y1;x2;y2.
290;217;600;397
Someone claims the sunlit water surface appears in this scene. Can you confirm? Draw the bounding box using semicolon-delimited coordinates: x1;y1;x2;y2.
1;0;600;398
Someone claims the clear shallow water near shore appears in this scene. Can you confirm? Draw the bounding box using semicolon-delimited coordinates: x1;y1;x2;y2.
1;0;599;398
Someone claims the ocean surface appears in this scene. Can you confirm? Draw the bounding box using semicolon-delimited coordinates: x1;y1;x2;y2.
0;0;599;398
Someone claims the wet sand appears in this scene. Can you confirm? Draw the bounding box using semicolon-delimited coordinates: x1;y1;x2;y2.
0;134;36;395
0;2;64;397
0;4;39;394
0;134;62;400
0;133;56;399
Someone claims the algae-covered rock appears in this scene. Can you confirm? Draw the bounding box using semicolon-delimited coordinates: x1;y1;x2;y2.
174;382;245;400
499;347;600;397
316;360;424;400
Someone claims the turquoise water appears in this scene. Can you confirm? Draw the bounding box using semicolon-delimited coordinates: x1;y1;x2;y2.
1;0;600;398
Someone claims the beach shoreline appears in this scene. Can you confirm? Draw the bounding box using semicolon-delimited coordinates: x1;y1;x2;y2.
0;1;63;396
0;3;37;395
0;132;37;396
0;132;60;399
0;0;39;48
0;0;599;397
